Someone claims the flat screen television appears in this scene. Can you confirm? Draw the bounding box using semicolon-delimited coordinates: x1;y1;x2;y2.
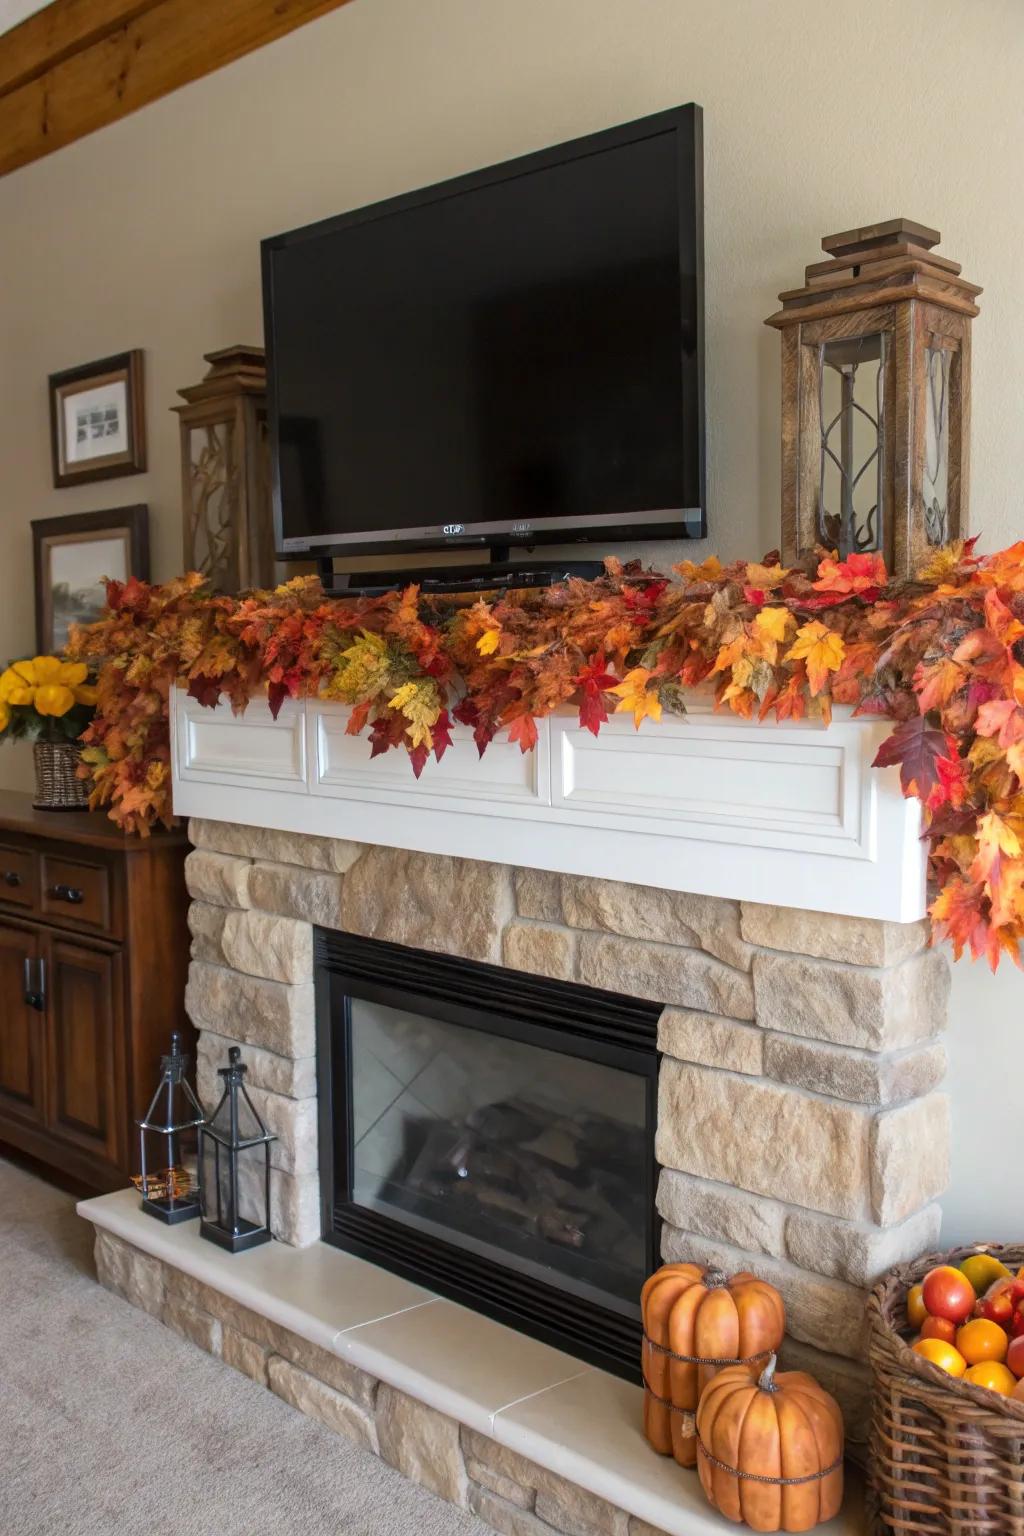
262;103;704;566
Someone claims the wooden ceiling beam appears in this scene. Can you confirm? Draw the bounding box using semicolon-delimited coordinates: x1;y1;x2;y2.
0;0;162;98
0;0;355;178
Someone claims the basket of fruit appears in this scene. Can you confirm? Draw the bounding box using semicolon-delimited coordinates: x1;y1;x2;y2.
867;1244;1024;1534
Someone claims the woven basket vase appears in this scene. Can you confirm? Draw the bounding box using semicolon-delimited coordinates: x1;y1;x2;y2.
867;1242;1024;1536
33;740;90;811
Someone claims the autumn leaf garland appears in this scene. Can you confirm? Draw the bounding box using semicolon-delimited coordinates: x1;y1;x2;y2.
65;539;1024;968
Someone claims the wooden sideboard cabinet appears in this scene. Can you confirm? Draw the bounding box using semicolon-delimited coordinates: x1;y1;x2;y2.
0;791;191;1192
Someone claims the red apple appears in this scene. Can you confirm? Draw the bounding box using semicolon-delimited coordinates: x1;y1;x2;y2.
977;1288;1015;1328
1010;1303;1024;1340
923;1265;977;1325
1007;1335;1024;1379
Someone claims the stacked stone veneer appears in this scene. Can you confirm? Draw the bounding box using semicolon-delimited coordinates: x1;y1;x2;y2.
93;1227;668;1536
183;817;951;1453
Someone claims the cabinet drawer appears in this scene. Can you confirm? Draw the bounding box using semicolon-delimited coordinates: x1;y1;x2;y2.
40;855;114;934
0;844;37;911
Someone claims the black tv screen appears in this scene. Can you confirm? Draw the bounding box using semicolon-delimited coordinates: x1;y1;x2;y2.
263;103;704;560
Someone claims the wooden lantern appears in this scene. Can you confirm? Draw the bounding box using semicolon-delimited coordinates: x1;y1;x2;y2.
765;218;982;577
173;344;273;592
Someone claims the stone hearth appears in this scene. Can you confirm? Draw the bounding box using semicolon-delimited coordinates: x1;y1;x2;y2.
182;816;951;1453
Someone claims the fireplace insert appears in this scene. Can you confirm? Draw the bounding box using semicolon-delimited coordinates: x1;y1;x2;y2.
316;930;660;1379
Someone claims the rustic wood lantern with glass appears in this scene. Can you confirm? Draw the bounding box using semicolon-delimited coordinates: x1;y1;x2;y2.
173;345;273;593
765;218;982;577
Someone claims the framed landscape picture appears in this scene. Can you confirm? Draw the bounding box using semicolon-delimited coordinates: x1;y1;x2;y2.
48;350;146;487
32;506;150;653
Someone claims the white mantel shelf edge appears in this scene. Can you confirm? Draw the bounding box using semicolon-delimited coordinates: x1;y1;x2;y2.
170;690;926;922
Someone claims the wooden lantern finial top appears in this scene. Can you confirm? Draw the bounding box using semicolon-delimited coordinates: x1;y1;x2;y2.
765;215;981;327
820;217;941;258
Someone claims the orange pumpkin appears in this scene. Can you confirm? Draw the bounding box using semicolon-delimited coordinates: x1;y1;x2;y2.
641;1263;786;1467
696;1354;844;1532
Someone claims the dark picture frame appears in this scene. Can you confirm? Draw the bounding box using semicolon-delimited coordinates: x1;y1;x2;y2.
32;506;150;654
48;350;146;488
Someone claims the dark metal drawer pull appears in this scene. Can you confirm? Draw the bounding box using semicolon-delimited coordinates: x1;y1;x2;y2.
3;870;21;888
23;956;44;1011
49;883;84;905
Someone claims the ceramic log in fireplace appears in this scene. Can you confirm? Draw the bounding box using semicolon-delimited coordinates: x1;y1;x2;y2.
316;930;660;1377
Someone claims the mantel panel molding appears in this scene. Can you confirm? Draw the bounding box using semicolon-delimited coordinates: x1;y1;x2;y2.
171;691;926;922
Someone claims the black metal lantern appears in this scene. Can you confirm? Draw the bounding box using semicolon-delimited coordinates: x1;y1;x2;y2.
135;1031;204;1224
198;1045;276;1253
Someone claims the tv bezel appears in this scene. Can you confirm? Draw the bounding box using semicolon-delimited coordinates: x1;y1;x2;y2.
262;102;705;562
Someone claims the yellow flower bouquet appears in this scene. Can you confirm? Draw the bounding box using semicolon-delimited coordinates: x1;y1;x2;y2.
0;656;98;744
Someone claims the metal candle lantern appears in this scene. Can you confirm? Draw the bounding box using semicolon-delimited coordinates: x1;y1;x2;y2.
198;1046;276;1253
135;1031;204;1223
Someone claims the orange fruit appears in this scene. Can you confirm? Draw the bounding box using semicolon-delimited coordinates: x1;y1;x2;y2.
957;1318;1009;1365
920;1315;957;1344
964;1361;1016;1395
907;1283;927;1329
912;1337;967;1378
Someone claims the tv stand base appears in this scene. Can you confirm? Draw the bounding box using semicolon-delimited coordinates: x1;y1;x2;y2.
315;557;606;596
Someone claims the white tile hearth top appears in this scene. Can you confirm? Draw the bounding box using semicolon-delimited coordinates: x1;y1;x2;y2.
79;1190;864;1536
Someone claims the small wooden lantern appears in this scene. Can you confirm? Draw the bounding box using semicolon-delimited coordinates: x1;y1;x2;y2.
173;344;273;592
765;218;982;577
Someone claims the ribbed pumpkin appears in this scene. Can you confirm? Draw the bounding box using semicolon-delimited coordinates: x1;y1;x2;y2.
641;1263;785;1467
696;1354;844;1533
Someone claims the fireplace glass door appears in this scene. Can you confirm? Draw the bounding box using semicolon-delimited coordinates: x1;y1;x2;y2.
317;931;660;1378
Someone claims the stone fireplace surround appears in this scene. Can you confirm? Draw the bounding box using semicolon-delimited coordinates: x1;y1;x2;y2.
81;814;950;1536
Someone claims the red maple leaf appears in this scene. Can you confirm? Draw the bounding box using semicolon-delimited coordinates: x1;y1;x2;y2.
267;679;290;720
408;743;430;778
574;653;618;737
187;673;223;709
369;712;405;758
433;709;453;763
506;714;539;753
873;715;955;800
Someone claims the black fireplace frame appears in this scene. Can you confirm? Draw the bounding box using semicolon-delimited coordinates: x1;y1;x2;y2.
315;928;661;1381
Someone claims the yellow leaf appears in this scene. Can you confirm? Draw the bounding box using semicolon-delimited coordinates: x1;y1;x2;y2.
610;668;662;728
978;809;1022;860
387;678;441;750
785;621;845;696
476;629;501;656
753;607;793;644
676;555;723;582
745;562;788;590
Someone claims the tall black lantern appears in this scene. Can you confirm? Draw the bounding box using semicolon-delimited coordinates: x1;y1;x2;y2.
199;1046;276;1253
135;1031;205;1224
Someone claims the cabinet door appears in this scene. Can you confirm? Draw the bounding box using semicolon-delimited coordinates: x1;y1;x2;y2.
44;936;123;1166
0;921;45;1126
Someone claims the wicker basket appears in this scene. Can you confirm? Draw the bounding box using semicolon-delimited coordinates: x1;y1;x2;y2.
867;1242;1024;1535
33;740;90;810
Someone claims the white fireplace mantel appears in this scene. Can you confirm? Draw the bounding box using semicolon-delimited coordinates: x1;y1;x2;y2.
170;689;926;922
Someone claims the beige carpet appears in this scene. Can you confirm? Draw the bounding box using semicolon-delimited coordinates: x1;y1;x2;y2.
0;1157;491;1536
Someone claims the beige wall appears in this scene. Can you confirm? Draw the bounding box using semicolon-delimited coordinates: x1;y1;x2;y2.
1;0;1022;1235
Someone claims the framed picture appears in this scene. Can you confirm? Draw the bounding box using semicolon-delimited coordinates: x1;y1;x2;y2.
32;506;150;653
48;350;146;488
